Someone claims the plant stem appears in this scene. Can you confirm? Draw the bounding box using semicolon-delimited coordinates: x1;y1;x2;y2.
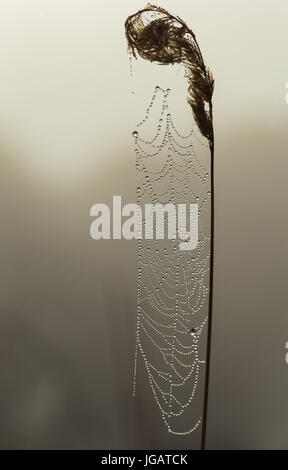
201;100;214;450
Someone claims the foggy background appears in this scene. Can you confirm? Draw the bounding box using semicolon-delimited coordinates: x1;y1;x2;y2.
0;0;287;449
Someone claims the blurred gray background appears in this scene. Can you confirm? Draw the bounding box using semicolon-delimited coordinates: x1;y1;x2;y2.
0;0;287;449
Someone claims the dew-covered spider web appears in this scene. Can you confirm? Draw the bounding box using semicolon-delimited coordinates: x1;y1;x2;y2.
132;85;211;435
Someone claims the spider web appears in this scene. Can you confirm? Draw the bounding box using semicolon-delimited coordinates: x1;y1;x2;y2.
132;86;211;435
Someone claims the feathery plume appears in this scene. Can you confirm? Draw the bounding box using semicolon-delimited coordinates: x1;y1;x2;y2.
125;3;214;143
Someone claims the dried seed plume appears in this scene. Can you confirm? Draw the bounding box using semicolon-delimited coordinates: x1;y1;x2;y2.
125;4;214;142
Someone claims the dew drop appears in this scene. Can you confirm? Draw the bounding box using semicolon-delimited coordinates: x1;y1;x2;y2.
189;327;199;336
132;131;138;138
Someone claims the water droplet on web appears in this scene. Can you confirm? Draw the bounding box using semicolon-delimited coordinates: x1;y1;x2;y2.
189;327;199;337
132;131;138;138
